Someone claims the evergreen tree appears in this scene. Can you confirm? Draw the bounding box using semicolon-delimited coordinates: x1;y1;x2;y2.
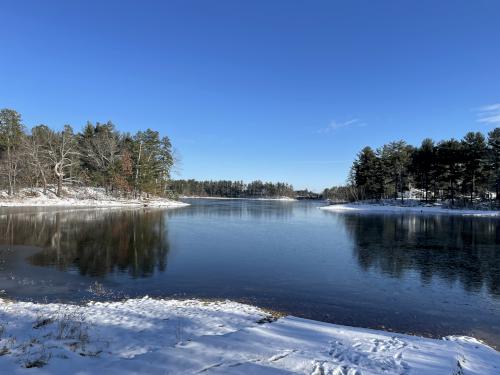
435;139;464;205
351;146;382;199
0;109;24;194
132;129;174;196
412;138;436;201
378;141;412;202
461;132;487;202
487;128;500;200
78;121;120;191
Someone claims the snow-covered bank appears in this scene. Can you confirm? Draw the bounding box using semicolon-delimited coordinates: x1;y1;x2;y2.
0;297;498;374
181;195;297;201
0;187;189;208
320;203;500;217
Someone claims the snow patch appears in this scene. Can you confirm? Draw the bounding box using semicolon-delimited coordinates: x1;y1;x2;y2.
0;187;189;208
0;297;498;374
320;203;500;217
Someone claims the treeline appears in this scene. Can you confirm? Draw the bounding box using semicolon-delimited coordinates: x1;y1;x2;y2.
342;129;500;204
0;109;174;197
170;179;295;198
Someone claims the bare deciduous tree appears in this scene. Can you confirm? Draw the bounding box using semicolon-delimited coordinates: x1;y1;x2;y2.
44;125;80;196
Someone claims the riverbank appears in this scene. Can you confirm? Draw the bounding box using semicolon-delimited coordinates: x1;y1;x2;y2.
0;297;497;374
320;202;500;217
180;195;296;201
0;187;189;208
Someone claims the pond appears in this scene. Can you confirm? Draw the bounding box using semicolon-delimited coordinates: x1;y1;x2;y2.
1;199;499;347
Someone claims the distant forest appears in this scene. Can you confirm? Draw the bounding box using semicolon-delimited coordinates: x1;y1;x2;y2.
0;109;174;197
324;128;500;205
169;179;295;198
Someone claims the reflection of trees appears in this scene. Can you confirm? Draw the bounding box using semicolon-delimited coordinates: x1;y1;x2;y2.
176;199;300;220
0;209;170;278
342;214;500;295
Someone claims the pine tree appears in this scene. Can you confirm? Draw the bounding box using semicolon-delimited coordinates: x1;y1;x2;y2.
378;141;412;202
461;132;487;202
351;146;382;199
132;129;174;196
435;139;464;205
412;138;436;201
487;128;500;201
0;109;25;195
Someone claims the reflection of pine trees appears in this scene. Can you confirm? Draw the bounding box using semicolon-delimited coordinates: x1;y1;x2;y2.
342;214;500;295
176;200;297;220
0;209;170;278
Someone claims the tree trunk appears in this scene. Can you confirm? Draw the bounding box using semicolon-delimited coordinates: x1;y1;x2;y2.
7;146;13;195
57;175;62;197
12;162;17;194
42;173;47;194
450;180;454;205
400;173;404;204
471;174;475;204
7;172;13;196
135;141;142;196
55;162;63;197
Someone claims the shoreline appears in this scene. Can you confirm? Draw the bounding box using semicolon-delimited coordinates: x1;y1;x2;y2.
320;203;500;217
0;187;190;208
0;297;498;373
0;198;189;208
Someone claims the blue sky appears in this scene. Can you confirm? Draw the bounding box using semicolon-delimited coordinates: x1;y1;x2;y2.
1;1;500;191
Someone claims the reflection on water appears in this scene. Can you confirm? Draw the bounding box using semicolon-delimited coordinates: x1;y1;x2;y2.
344;214;500;295
175;199;298;219
0;209;170;278
0;201;499;347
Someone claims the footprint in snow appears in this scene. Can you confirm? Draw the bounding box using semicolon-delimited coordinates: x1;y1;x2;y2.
267;349;296;362
311;361;362;375
321;337;410;375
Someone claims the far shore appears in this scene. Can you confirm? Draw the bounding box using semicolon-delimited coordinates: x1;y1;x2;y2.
320;202;500;217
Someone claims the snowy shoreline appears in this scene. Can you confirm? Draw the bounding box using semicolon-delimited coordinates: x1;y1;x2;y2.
320;203;500;217
0;198;189;208
0;297;498;374
0;187;189;208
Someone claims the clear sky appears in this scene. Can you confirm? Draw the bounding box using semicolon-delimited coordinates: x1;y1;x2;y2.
1;1;500;191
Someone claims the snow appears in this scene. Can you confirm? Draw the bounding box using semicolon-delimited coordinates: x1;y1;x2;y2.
0;187;189;208
0;297;498;374
320;203;500;217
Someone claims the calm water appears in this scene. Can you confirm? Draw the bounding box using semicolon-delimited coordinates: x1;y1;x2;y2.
1;199;499;347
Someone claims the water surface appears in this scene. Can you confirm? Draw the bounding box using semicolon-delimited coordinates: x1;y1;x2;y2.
0;199;499;347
